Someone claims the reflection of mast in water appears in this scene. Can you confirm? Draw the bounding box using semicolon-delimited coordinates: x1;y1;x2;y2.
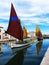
5;48;27;65
0;44;2;54
36;41;42;55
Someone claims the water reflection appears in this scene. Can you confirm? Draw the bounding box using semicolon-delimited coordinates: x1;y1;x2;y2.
2;39;49;65
36;40;43;55
5;48;27;65
0;44;2;53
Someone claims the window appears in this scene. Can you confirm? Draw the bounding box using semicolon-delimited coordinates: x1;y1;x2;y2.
5;34;7;36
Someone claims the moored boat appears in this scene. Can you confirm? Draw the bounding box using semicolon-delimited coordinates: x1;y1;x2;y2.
5;3;32;50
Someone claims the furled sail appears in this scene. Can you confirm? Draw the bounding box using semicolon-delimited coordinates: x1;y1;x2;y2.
36;25;42;40
5;3;23;41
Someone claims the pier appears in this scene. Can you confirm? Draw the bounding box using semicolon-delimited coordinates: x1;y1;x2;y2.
40;47;49;65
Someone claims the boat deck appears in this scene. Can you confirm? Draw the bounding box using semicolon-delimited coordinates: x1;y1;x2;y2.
40;47;49;65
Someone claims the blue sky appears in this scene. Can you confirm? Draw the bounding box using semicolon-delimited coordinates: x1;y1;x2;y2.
0;0;49;34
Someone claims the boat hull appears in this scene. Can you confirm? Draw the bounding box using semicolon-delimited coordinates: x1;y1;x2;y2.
11;43;30;53
37;37;43;41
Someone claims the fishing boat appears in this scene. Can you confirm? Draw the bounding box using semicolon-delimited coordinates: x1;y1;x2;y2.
5;3;31;50
36;25;43;41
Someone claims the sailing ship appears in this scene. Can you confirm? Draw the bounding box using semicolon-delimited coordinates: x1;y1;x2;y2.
5;3;30;50
36;25;43;41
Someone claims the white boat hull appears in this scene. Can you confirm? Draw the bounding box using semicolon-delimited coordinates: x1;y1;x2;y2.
10;40;34;53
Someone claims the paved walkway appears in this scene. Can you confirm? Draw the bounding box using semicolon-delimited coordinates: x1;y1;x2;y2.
40;47;49;65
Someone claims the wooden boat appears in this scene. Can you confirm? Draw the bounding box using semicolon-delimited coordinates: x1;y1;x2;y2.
36;25;43;41
5;3;31;50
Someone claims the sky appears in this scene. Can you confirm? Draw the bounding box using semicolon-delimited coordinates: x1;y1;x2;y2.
0;0;49;34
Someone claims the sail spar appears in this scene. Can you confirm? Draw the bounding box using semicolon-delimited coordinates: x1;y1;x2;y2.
5;3;23;41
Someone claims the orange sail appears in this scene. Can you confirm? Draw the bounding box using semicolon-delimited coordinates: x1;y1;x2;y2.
5;3;23;41
23;26;27;38
36;25;42;40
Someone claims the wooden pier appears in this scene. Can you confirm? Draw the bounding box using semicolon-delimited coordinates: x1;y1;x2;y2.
40;47;49;65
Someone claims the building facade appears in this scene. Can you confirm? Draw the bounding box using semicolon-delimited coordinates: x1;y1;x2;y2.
0;26;16;41
0;26;3;40
28;31;36;37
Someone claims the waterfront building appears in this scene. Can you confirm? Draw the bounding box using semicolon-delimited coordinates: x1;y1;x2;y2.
28;31;35;37
0;26;16;41
3;33;10;39
0;25;36;42
0;26;3;40
3;33;16;40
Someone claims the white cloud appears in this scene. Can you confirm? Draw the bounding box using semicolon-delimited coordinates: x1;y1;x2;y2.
0;22;8;30
0;0;49;26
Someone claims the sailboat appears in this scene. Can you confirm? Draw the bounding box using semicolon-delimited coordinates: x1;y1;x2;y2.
36;25;43;41
5;3;30;50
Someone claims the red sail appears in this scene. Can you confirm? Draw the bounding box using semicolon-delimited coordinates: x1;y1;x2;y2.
5;3;23;41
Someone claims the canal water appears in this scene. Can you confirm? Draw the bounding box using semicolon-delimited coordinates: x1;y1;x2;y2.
0;39;49;65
